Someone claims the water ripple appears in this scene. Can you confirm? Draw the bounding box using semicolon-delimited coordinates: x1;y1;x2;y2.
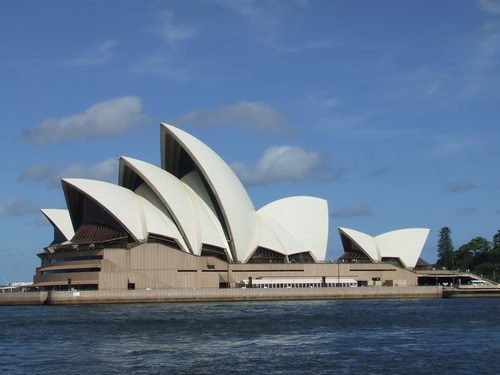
0;299;499;374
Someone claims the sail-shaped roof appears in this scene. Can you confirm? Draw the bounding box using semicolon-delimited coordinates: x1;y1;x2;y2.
41;123;331;264
40;208;75;241
160;123;258;262
258;197;328;261
338;227;430;268
376;228;430;268
338;227;379;262
62;178;147;242
119;156;201;254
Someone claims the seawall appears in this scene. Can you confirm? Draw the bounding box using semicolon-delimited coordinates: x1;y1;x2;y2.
443;287;500;298
0;291;48;305
0;286;442;305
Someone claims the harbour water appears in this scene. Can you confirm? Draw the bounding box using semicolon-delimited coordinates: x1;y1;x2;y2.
1;298;499;374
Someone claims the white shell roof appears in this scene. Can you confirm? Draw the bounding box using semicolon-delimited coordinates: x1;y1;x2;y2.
375;228;430;268
136;195;188;251
161;123;258;262
184;185;231;259
40;209;75;241
338;227;379;262
119;157;201;254
254;215;294;259
256;215;287;262
47;124;332;265
258;197;329;261
338;227;430;268
62;178;147;242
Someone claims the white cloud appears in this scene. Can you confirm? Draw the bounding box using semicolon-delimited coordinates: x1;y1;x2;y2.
330;204;373;218
458;32;500;97
210;0;331;54
153;11;197;45
174;101;294;135
305;93;339;113
424;136;482;160
133;11;197;79
0;198;36;217
479;0;500;14
474;33;500;69
319;112;415;139
231;145;323;185
393;30;500;103
392;67;444;100
61;40;117;67
271;39;332;55
24;96;144;144
482;20;500;31
59;158;118;184
19;158;118;188
18;164;54;182
210;0;263;18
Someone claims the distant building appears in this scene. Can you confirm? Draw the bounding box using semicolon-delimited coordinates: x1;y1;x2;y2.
34;124;429;290
0;282;33;293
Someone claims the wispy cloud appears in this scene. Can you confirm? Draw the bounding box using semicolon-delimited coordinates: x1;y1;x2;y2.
467;31;500;93
17;164;53;183
377;25;500;105
482;20;500;31
445;182;480;193
24;96;144;144
152;10;197;45
305;93;339;113
424;136;482;160
58;158;118;184
211;0;332;54
173;101;294;135
272;39;332;55
134;10;197;79
330;204;373;218
19;158;118;188
319;112;418;139
231;145;325;185
19;163;57;186
0;198;36;217
479;0;500;15
61;40;117;67
471;32;500;71
388;67;445;101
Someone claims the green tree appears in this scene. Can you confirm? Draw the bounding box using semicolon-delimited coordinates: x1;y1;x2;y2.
493;230;500;249
455;237;491;271
453;233;500;282
459;237;491;256
453;247;473;271
436;227;454;269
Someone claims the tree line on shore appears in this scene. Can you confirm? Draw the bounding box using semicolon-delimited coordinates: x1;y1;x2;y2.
436;227;500;282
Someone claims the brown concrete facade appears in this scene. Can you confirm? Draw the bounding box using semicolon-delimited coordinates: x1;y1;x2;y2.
34;243;418;290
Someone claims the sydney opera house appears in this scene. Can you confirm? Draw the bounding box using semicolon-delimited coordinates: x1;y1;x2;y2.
34;124;430;290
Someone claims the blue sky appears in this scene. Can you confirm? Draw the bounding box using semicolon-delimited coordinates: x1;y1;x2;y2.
1;0;499;282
